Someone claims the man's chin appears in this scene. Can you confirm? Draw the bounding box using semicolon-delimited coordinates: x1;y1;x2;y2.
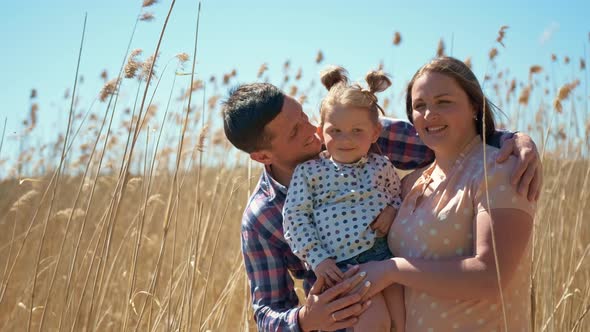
298;148;321;164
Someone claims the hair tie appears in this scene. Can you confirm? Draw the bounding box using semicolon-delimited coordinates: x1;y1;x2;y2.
362;89;378;103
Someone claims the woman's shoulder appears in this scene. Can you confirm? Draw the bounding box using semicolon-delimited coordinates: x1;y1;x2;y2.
469;144;518;181
469;145;536;216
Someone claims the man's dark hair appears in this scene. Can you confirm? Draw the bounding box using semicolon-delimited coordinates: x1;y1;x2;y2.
222;83;285;153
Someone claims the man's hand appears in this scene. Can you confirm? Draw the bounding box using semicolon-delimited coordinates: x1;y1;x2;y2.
298;266;372;332
315;258;344;288
370;205;397;237
496;132;543;201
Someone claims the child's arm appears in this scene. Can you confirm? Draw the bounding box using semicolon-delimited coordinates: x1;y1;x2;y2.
283;164;332;272
382;157;403;210
370;156;402;236
370;206;398;237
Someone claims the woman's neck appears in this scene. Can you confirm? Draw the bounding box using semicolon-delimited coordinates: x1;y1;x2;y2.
433;134;479;175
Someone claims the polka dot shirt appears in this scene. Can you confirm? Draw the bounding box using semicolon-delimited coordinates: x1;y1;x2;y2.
388;136;536;331
283;152;402;270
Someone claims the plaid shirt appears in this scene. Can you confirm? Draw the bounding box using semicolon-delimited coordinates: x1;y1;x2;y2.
241;117;509;331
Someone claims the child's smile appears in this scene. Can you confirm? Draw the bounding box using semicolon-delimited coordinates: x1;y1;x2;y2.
320;106;381;164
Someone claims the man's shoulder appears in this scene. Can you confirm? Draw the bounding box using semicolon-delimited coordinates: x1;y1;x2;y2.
379;116;414;132
242;181;284;234
377;117;423;145
368;152;391;162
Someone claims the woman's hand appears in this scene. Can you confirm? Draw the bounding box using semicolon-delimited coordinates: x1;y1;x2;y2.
357;259;396;301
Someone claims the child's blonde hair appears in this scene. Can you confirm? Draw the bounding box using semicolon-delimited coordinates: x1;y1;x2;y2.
319;66;391;126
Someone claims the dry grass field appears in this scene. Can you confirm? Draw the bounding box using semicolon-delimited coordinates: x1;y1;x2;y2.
0;1;589;331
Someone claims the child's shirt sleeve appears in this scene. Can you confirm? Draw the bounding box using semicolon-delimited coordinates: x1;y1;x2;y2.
283;163;332;270
382;156;403;209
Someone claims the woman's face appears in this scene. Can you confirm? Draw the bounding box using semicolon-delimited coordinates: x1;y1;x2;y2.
410;71;478;158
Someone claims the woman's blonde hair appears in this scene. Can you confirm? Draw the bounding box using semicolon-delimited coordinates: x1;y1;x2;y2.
319;65;391;125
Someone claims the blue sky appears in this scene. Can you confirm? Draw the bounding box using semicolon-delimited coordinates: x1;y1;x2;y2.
1;0;589;164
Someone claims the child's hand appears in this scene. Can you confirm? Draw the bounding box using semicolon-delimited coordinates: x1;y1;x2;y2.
315;258;344;288
370;205;398;237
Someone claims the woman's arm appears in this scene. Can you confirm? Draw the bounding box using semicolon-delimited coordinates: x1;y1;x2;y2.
364;208;533;301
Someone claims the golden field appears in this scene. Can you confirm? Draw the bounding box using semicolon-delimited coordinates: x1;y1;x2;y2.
1;157;589;331
0;2;589;331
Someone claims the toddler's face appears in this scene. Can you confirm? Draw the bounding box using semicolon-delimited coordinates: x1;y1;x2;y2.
320;106;381;163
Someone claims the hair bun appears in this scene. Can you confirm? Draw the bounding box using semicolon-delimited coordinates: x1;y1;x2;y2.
320;65;349;90
365;70;392;93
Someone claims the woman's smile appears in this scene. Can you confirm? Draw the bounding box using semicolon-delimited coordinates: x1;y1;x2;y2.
424;125;448;134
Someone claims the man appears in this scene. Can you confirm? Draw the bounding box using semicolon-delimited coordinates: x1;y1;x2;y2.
222;83;542;331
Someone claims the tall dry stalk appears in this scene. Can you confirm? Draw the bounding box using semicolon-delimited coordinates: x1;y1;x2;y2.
129;2;200;330
121;54;181;332
0;117;6;159
89;2;178;329
28;13;87;332
477;26;512;331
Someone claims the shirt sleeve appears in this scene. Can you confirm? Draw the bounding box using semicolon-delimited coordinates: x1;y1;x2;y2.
487;129;515;148
376;118;435;170
241;222;303;332
376;118;517;169
283;164;332;270
381;156;403;209
474;154;536;217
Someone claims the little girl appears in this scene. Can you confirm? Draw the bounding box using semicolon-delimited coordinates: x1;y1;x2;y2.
283;66;405;331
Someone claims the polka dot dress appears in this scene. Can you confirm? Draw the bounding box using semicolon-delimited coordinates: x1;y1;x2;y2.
388;137;536;331
283;152;402;270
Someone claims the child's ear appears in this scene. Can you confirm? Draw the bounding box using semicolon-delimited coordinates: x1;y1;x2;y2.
250;150;273;165
371;122;382;143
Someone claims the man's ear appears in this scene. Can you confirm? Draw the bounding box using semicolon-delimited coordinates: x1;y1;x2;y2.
317;125;325;143
250;150;273;165
371;122;382;143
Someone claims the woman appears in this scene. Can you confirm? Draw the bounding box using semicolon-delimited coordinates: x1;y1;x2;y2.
385;57;536;331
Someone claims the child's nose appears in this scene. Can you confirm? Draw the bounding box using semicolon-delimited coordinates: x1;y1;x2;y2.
340;132;353;142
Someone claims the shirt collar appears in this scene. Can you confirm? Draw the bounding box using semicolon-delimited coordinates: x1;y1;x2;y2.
261;164;288;201
319;150;369;171
418;135;482;184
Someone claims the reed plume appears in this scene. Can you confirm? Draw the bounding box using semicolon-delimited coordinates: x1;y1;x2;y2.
436;38;445;57
496;25;508;47
393;31;401;45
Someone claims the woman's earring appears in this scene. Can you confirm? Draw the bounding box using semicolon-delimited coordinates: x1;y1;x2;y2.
473;113;478;120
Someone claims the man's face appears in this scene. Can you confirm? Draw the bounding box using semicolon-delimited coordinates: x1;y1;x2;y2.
261;96;322;169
